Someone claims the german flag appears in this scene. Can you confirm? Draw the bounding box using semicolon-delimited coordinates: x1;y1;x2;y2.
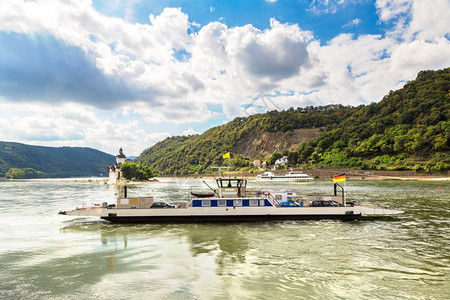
333;174;346;182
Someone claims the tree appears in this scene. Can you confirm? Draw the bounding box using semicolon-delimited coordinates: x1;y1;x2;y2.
434;134;446;150
120;161;156;181
268;152;283;165
6;168;45;179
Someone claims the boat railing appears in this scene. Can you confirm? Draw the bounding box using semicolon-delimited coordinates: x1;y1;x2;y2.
263;191;281;207
242;190;280;207
245;190;263;197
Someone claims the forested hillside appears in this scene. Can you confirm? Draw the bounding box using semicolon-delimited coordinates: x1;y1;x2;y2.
136;105;358;174
299;68;449;172
0;142;115;178
136;68;449;174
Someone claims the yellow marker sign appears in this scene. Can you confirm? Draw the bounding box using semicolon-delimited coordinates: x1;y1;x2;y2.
222;152;230;159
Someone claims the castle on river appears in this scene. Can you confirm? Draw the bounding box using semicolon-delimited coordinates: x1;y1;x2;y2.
108;148;126;183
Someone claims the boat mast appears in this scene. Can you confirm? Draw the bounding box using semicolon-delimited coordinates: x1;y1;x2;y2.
211;166;230;178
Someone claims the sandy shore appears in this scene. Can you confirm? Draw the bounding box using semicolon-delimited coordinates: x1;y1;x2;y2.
9;171;449;183
336;174;449;181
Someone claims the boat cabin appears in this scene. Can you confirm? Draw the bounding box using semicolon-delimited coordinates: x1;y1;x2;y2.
116;197;154;209
216;178;247;198
191;198;273;207
267;191;297;202
187;178;300;208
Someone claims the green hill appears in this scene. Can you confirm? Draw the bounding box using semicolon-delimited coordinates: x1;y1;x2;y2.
136;68;449;174
0;142;115;178
136;105;358;174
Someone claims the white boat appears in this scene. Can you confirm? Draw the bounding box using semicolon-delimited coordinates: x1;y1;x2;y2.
256;171;313;182
59;177;404;223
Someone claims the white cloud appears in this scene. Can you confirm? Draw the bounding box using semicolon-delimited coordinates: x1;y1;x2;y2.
0;101;168;155
182;128;200;136
390;38;450;78
143;132;171;147
308;0;356;15
235;19;311;81
344;18;362;28
406;0;450;41
376;0;412;22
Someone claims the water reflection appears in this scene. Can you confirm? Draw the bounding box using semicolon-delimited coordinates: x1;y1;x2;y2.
60;221;251;276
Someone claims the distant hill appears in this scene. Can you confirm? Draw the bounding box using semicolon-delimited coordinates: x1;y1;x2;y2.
136;68;449;174
0;142;115;178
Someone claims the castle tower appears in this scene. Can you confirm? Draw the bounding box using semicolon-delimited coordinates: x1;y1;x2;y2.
108;148;127;183
116;148;126;165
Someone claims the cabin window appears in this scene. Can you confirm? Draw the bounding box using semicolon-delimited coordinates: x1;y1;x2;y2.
275;195;282;200
202;200;211;207
216;179;247;188
234;199;242;206
249;199;258;206
218;200;226;207
259;199;266;206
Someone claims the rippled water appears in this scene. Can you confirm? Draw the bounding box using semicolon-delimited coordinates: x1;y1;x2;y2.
0;178;448;299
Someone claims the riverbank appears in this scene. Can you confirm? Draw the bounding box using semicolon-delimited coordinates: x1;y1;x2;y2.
299;169;450;181
5;169;449;183
9;177;161;185
157;169;449;181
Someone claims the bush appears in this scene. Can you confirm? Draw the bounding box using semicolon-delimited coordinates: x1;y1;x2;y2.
120;161;156;180
6;168;45;179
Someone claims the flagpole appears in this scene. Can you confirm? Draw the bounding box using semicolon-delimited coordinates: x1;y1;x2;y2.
220;152;231;178
333;173;346;205
344;176;346;205
228;154;231;178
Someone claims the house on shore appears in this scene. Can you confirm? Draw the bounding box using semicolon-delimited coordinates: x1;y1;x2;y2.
272;156;288;170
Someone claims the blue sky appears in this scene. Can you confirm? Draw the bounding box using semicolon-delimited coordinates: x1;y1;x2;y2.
94;0;384;41
0;0;449;156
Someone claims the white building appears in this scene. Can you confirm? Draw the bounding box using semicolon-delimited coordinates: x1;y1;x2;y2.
108;148;126;183
272;156;288;170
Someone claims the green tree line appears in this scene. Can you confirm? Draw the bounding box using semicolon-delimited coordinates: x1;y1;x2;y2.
5;168;45;179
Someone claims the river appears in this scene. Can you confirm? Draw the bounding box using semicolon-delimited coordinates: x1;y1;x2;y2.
0;178;448;299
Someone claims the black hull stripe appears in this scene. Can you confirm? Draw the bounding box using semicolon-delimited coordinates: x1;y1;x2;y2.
101;214;361;224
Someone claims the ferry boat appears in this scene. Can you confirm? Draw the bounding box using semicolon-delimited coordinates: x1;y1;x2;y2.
59;177;404;223
256;171;313;182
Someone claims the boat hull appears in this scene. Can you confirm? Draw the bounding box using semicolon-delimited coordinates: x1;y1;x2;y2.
101;213;361;223
98;205;362;223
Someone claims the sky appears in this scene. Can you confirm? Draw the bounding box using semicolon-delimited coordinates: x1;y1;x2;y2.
0;0;449;157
